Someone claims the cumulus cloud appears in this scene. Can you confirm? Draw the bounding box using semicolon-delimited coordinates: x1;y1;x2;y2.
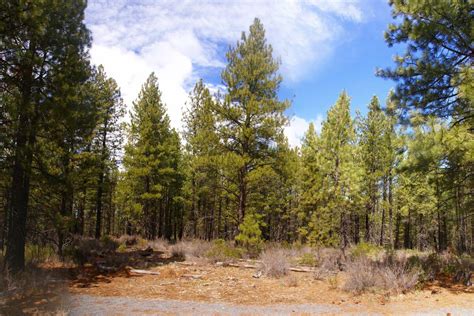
285;115;323;148
85;0;364;132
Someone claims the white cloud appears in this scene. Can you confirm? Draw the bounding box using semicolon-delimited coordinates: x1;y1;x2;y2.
285;115;323;148
85;0;364;130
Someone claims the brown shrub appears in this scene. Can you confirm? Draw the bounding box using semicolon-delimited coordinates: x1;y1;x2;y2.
169;242;186;258
117;235;140;246
65;236;119;265
343;255;420;294
147;238;170;251
343;257;378;293
259;248;290;278
167;240;213;260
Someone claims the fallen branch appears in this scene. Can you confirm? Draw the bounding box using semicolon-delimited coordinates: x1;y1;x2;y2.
222;262;315;273
181;274;203;279
289;267;315;273
127;268;160;275
227;263;258;269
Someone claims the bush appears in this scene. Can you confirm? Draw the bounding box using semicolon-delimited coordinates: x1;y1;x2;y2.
343;257;378;293
298;252;318;266
117;234;140;246
65;236;119;265
235;214;264;257
25;244;57;265
170;242;186;258
350;242;383;259
117;244;127;253
100;235;120;252
259;248;290;278
343;255;420;294
147;238;170;251
206;239;243;262
316;248;345;272
327;274;339;289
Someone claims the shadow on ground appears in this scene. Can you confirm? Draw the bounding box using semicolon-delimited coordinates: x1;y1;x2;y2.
0;247;185;315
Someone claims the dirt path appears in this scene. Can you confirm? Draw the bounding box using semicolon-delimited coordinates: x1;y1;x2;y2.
67;294;473;315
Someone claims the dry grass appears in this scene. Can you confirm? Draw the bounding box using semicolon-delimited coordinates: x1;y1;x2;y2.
284;274;299;287
343;255;420;294
168;240;213;260
147;238;170;251
259;248;290;278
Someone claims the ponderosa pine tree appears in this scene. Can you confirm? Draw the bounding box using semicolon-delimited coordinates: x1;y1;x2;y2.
306;92;361;247
182;80;221;239
378;0;473;126
36;49;95;256
121;73;181;240
298;123;322;242
381;91;402;248
0;0;91;272
358;96;388;243
91;66;125;239
217;18;289;227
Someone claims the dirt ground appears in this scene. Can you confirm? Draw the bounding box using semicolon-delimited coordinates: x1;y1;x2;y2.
2;248;473;315
67;249;473;315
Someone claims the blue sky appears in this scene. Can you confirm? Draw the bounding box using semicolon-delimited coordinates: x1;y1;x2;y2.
86;0;402;146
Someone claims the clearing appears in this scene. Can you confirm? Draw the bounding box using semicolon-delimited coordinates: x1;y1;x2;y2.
2;243;473;315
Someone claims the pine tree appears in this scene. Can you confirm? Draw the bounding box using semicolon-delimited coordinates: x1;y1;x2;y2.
182;80;221;239
121;73;181;240
91;66;125;239
298;123;322;242
305;92;361;247
378;0;473;125
0;0;91;272
217;18;289;226
358;96;388;243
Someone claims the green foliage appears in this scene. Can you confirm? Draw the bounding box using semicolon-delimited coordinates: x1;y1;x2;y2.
217;17;290;224
119;73;182;240
301;91;361;247
1;2;472;274
350;242;383;259
117;244;127;253
205;239;243;262
235;213;264;255
298;253;318;267
25;244;57;265
378;0;473;124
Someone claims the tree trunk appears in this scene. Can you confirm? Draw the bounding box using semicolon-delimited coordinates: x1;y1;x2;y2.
95;121;109;239
388;172;393;248
95;171;104;239
238;166;247;224
380;177;387;246
217;196;222;239
353;214;360;244
404;209;412;249
394;213;401;249
5;62;36;273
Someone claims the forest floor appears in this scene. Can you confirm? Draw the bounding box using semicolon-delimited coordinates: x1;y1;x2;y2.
1;245;473;315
